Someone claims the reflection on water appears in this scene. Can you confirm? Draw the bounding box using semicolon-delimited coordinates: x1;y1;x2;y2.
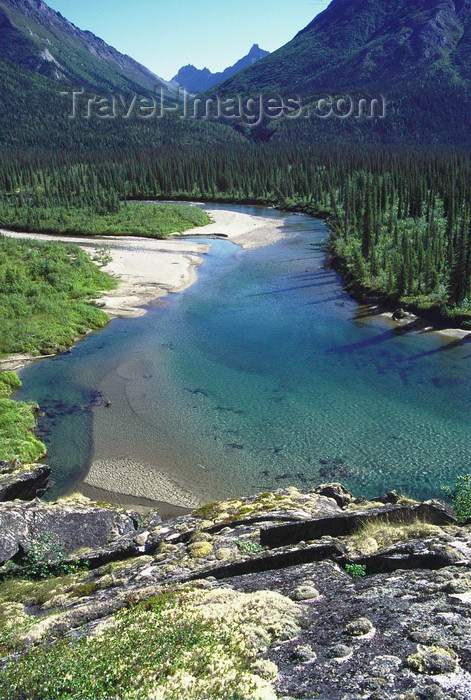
16;204;471;503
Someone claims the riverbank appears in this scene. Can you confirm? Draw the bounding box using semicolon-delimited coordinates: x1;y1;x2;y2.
0;207;287;512
326;247;471;341
0;208;286;372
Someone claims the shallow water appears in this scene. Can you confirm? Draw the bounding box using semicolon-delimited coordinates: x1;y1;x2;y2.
16;204;471;503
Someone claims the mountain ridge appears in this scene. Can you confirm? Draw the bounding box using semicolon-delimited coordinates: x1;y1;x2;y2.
172;43;269;93
0;0;173;95
214;0;471;95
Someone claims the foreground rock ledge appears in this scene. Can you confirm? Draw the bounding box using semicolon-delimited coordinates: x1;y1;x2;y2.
2;483;471;699
0;459;51;502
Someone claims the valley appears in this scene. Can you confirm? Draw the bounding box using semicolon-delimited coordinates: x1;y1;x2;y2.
1;0;471;698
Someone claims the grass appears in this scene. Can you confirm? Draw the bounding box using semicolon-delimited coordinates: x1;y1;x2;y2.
0;202;210;238
0;371;45;462
348;518;442;556
0;236;116;356
0;370;21;398
0;586;296;699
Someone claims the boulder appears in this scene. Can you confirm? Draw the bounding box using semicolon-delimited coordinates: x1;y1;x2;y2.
0;498;138;566
312;483;354;508
392;308;407;320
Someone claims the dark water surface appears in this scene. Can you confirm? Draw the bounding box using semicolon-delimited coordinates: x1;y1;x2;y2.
16;204;471;502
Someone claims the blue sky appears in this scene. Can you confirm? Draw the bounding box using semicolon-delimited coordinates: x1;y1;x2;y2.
46;0;331;80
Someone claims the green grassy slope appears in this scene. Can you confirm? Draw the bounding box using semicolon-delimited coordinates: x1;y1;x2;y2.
0;236;116;356
0;371;46;462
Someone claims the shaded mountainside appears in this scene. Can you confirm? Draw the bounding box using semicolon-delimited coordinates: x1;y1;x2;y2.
211;0;471;146
0;55;247;154
2;474;471;697
0;0;173;95
172;44;269;93
215;0;471;95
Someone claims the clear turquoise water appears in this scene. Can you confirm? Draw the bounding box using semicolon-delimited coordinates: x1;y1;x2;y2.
16;204;471;502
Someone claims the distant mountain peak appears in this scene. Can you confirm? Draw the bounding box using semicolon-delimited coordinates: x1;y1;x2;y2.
172;44;269;93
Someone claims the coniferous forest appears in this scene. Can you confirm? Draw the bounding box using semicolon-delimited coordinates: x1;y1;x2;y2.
1;143;470;325
4;2;471;699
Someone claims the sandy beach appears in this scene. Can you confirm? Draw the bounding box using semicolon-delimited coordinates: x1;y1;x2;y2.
82;459;202;511
170;207;287;249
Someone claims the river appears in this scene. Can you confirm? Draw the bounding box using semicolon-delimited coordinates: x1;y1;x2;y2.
15;203;471;507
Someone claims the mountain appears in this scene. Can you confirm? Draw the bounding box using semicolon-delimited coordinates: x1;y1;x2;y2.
0;55;247;156
213;0;471;95
0;0;247;156
0;0;173;95
209;0;471;146
172;44;269;93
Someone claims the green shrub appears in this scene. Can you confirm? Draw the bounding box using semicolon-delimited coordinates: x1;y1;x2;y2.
450;474;471;523
236;540;266;555
19;534;87;580
0;202;210;238
0;237;116;357
0;397;45;462
0;592;259;699
345;563;367;578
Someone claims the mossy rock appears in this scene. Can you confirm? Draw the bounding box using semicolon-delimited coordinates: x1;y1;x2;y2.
408;645;458;675
188;542;213;558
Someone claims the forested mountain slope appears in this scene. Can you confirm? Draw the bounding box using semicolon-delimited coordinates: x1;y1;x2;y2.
0;0;172;95
211;0;471;146
215;0;471;95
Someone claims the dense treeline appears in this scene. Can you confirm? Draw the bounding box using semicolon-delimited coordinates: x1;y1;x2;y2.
1;146;470;323
0;202;209;237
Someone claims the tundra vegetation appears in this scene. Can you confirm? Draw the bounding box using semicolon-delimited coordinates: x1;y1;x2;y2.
0;372;45;462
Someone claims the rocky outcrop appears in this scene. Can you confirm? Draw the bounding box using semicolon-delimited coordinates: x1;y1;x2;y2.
0;0;173;94
0;497;139;566
0;460;51;501
2;484;471;698
260;500;457;548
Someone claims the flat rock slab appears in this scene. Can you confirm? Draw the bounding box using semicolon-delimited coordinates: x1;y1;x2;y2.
260;502;457;548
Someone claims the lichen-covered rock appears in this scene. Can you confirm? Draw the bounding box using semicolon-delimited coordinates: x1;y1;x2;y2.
408;645;459;675
290;645;316;662
344;617;374;636
312;483;354;508
188;541;213;558
193;488;342;524
0;498;138;565
1;484;471;699
328;644;353;659
289;584;320;601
